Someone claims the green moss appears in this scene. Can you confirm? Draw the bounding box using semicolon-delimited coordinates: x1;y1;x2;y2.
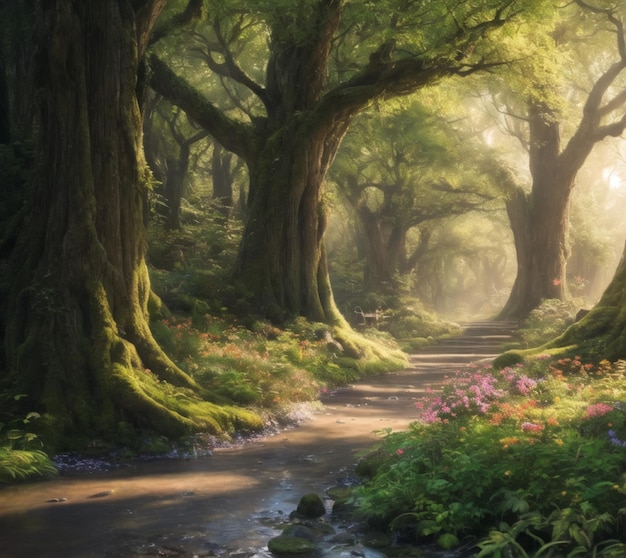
147;290;171;320
267;535;317;554
492;351;526;369
110;364;195;438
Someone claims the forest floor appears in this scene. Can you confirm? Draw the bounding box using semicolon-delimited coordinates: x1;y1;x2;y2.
0;322;517;558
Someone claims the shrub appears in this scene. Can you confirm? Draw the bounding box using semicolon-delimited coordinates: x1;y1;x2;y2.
354;357;626;555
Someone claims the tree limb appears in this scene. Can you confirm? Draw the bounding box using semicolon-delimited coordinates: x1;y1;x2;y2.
149;0;203;47
148;54;254;161
212;18;269;109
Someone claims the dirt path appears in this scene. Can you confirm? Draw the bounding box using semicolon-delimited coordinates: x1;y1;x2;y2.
0;322;517;558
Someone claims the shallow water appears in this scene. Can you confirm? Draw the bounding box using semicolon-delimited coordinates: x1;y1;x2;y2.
0;323;515;558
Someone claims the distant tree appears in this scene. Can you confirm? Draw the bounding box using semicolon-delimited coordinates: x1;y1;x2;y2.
150;0;548;327
483;1;626;319
144;96;209;229
211;143;245;220
331;99;503;298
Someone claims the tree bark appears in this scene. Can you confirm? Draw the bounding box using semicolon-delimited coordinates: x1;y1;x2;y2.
212;144;236;220
498;103;573;320
498;73;626;321
1;0;259;447
545;239;626;360
235;117;351;323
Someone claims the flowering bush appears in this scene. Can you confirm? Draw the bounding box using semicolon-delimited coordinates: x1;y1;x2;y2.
355;357;626;556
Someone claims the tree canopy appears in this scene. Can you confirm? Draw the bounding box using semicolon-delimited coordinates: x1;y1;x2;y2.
148;0;552;325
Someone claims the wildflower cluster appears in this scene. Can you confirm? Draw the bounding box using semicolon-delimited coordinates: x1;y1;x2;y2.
520;421;544;434
416;369;506;423
585;402;614;419
355;353;626;556
416;365;545;424
488;399;538;426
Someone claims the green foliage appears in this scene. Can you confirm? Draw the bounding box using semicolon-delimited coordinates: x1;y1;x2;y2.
353;357;626;553
0;393;57;482
149;311;402;412
518;299;578;349
0;447;57;483
378;299;462;343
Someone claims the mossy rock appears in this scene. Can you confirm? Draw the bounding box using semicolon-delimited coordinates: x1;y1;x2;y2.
437;533;460;550
296;493;326;518
492;350;525;369
356;448;388;478
282;522;335;540
267;535;317;554
327;486;355;516
281;524;316;541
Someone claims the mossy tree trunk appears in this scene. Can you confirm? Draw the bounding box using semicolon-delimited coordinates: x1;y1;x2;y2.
236;117;351;323
545;240;626;360
1;0;255;447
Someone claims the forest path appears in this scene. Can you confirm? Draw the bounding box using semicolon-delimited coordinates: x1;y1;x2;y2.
0;321;518;558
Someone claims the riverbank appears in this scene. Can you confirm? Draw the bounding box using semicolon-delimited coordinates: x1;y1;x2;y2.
0;323;515;558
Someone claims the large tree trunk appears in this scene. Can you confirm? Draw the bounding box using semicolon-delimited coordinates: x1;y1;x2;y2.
236;118;349;324
497;6;626;321
498;102;574;320
231;1;352;325
1;0;259;448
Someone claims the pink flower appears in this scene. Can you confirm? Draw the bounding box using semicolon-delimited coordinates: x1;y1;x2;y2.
396;449;405;456
585;403;614;419
521;422;544;433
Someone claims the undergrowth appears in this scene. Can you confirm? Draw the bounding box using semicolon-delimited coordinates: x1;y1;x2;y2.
150;312;404;410
0;394;57;482
353;356;626;556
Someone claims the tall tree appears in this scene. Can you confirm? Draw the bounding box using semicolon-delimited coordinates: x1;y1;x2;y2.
150;0;546;326
0;0;261;447
489;0;626;319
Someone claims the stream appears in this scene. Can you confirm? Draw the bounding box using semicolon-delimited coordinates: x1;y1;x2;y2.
0;322;517;558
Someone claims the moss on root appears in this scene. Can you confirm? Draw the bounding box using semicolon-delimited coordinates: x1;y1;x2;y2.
333;324;408;374
110;363;264;441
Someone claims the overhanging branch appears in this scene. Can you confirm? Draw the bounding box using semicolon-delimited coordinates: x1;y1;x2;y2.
148;55;254;161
